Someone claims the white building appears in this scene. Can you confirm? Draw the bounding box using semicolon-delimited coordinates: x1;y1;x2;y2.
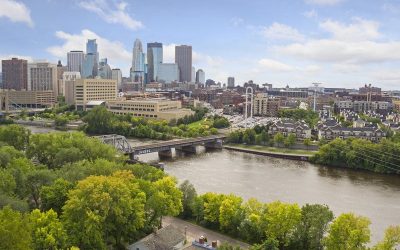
196;69;205;84
112;68;122;90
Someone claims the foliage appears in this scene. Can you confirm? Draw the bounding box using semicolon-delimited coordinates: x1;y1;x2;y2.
213;115;230;128
0;124;30;150
62;171;146;249
324;213;371;250
311;138;400;174
0;145;25;167
0;206;31;250
373;225;400;250
228;125;269;145
284;133;296;148
273;132;285;147
278;109;319;127
179;180;198;219
177;107;208;125
40;178;74;214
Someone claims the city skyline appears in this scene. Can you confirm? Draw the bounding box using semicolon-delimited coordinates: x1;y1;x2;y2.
1;0;400;88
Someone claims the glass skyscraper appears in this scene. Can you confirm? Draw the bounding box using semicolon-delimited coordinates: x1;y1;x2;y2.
83;39;99;78
131;39;145;83
147;42;163;82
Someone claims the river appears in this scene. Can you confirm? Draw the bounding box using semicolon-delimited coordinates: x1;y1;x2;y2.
25;125;400;243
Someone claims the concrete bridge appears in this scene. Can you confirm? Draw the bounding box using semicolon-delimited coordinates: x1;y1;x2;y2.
96;134;226;159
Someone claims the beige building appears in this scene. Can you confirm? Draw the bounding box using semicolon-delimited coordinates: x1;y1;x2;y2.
63;72;81;105
0;90;55;111
74;79;117;110
107;98;194;121
28;62;58;95
253;93;281;117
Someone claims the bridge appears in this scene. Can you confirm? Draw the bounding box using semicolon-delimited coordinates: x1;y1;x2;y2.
96;134;226;159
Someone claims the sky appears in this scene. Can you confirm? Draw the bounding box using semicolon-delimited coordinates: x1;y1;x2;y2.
1;0;400;89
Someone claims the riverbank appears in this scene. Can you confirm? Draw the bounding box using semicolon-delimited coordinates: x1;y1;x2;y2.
224;143;316;161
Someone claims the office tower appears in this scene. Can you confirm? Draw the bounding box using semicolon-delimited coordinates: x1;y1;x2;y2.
57;60;67;96
28;62;58;94
191;67;195;83
147;42;163;82
63;71;81;105
227;77;235;88
1;57;28;90
158;63;180;83
112;68;122;90
175;45;192;82
131;39;145;83
83;39;99;78
196;69;205;84
98;58;112;79
67;51;84;73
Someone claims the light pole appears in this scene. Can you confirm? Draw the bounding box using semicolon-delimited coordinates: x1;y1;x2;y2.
245;87;253;128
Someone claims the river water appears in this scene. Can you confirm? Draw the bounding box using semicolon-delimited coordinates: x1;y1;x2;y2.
25;125;400;243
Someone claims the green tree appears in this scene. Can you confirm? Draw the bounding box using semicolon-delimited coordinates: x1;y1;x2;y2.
289;204;334;250
83;106;115;134
26;168;56;208
0;146;25;167
219;194;243;235
30;209;68;250
201;192;226;227
284;133;296;148
239;198;267;243
324;213;371;250
264;201;302;248
373;226;400;250
179;180;197;219
62;171;146;249
260;130;269;145
0;124;30;150
40;178;74;214
6;157;34;199
0;206;31;250
0;168;16;195
273;132;285;147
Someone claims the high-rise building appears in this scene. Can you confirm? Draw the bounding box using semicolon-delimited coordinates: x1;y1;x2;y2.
28;62;58;94
67;51;84;73
175;45;192;82
227;77;235;88
1;57;28;90
74;79;117;110
191;67;195;83
112;68;122;90
196;69;205;84
63;71;81;105
98;58;112;79
147;42;163;82
158;63;180;83
83;39;99;78
57;60;67;96
131;39;145;83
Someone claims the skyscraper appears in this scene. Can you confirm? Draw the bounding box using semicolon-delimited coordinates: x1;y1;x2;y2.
227;77;235;88
147;42;163;82
83;39;99;78
131;39;145;83
1;57;28;90
28;62;58;94
175;45;192;83
67;51;84;73
98;58;112;79
112;68;122;90
158;63;179;83
196;69;205;84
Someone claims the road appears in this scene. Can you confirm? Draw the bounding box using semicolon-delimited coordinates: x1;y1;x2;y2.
162;216;250;249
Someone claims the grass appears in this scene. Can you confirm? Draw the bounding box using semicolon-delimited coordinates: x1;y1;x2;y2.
187;118;213;129
226;143;317;156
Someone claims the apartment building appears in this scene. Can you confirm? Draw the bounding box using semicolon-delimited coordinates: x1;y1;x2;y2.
318;125;386;142
268;119;312;140
253;93;281;117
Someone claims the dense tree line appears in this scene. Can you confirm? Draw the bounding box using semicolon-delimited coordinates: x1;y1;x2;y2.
278;109;319;127
178;181;400;250
176;107;208;125
311;138;400;174
0;125;183;249
83;106;222;139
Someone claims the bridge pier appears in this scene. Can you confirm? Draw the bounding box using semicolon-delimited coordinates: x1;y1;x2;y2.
175;145;197;154
158;149;173;159
204;139;223;149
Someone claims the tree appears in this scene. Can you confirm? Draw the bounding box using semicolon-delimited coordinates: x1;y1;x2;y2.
83;106;115;134
284;133;296;148
264;201;302;248
260;130;269;145
0;206;31;250
179;180;197;219
62;171;146;249
30;209;68;250
40;178;74;214
0;146;25;167
303;138;312;151
219;194;243;235
0;169;16;195
373;226;400;250
273;132;285;147
0;124;30;150
324;213;371;250
289;204;334;250
26;168;56;208
239;198;267;243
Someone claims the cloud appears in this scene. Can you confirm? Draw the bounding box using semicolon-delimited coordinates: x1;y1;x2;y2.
230;17;244;27
258;58;294;72
78;0;143;30
162;43;176;63
303;9;318;18
47;29;131;73
275;18;400;64
305;0;344;6
0;0;34;27
262;23;305;42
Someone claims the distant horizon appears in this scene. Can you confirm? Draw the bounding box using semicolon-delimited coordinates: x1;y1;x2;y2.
1;0;400;89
